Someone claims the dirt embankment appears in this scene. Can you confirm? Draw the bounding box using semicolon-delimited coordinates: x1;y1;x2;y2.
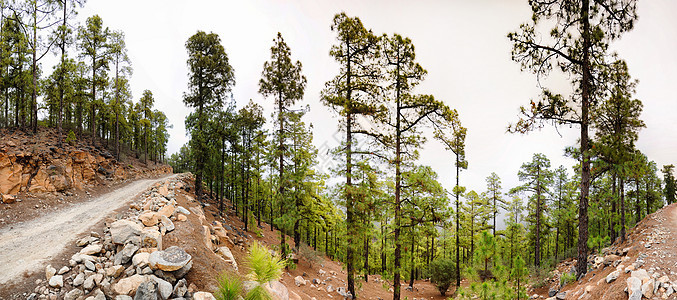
0;128;172;204
539;203;677;300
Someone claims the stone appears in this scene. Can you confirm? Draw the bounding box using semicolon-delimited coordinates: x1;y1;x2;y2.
116;296;133;300
73;273;85;287
176;206;190;215
326;285;334;293
548;287;558;297
158;185;169;197
58;266;70;275
157;204;175;218
149;276;173;300
603;254;620;266
631;269;650;284
115;243;140;265
85;260;96;271
192;292;216;300
91;289;106;300
172;259;192;279
177;214;187;222
134;280;158;300
265;281;289;300
64;289;84;300
172;279;187;298
160;215;174;232
133;252;151;266
113;274;147;295
642;279;655;298
555;292;566;300
2;194;16;204
295;275;306;286
628;291;642;300
45;265;56;280
80;243;103;255
71;253;96;264
585;285;593;293
139;211;160;227
83;275;96;290
594;256;604;265
141;228;163;249
658;275;670;284
216;247;238;271
606;270;620;283
149;246;192;271
105;265;124;278
289;291;302;300
111;220;143;245
48;275;63;288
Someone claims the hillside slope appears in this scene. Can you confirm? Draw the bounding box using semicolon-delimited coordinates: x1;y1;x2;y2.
539;203;677;300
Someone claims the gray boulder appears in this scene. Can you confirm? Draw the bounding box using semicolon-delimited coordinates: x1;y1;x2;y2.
134;280;158;300
111;220;143;245
149;246;191;272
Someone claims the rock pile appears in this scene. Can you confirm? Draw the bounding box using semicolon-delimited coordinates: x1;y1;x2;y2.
27;175;216;300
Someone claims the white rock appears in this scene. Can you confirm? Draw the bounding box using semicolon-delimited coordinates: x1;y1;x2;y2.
48;275;63;288
45;265;56;280
58;266;70;275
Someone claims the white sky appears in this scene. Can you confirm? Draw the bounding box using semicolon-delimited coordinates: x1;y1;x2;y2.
65;0;677;201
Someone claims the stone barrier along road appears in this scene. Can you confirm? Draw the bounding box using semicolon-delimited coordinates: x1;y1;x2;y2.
0;174;176;286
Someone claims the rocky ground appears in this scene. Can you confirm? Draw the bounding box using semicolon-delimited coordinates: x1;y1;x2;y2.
534;203;677;300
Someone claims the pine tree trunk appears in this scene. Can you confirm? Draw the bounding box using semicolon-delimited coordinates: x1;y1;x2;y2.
620;177;626;241
576;0;592;277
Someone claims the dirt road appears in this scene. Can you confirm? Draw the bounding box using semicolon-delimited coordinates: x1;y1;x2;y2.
0;175;176;286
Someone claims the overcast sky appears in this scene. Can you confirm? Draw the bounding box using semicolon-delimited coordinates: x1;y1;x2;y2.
69;0;677;200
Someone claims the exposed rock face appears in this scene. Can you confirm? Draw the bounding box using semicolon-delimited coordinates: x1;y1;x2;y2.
149;246;192;272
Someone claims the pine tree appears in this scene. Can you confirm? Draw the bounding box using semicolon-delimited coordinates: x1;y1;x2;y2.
183;30;235;203
508;0;639;276
258;32;306;259
321;13;381;298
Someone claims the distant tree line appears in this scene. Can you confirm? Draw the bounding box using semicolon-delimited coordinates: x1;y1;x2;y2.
0;1;170;163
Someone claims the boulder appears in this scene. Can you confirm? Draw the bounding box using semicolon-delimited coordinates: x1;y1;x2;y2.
91;289;106;300
80;243;103;255
149;246;192;272
49;275;63;288
149;276;173;300
134;280;158;300
294;275;306;286
84;259;96;271
83;275;96;290
627;276;642;293
172;279;187;298
157;204;175;218
141;228;163;249
105;265;125;278
192;292;216;300
158;185;169;197
113;274;147;295
64;288;84;300
216;246;238;271
177;214;187;222
641;279;654;298
176;206;190;215
160;215;174;232
73;273;85;287
111;220;143;245
133;252;151;267
606;270;620;283
631;269;650;284
264;281;289;300
172;259;192;279
139;211;160;227
115;243;139;265
58;266;70;275
45;265;56;280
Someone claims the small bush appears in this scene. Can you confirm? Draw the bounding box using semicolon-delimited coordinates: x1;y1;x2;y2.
427;258;456;296
66;130;77;146
215;273;242;300
298;243;323;268
560;272;577;286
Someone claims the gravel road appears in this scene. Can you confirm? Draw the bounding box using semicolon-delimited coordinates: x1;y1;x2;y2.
0;175;175;285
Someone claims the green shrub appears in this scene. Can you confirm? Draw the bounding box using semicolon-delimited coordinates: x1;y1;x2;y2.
560;272;577;286
215;241;285;300
66;130;77;146
427;258;456;296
